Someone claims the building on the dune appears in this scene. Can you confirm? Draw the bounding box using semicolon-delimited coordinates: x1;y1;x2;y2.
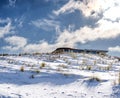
52;47;108;55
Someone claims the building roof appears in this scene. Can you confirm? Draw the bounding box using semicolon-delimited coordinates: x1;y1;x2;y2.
52;47;108;54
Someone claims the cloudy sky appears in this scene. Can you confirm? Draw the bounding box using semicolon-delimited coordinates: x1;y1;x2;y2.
0;0;120;56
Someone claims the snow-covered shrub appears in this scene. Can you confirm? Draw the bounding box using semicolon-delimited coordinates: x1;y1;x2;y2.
35;69;40;73
86;66;92;70
70;52;77;59
89;76;101;82
65;59;71;65
62;72;70;77
57;68;61;72
67;61;71;65
30;74;34;79
106;65;112;70
98;64;112;71
82;59;86;65
94;60;96;66
79;65;85;70
114;71;120;85
59;64;67;68
8;59;14;64
31;64;35;68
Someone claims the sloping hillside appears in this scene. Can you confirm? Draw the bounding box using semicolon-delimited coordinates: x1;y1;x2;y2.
0;53;120;98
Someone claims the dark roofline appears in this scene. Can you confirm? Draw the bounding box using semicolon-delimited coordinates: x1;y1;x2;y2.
52;47;108;54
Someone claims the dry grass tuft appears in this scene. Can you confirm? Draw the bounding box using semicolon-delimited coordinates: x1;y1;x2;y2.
118;71;120;85
40;62;46;68
20;66;24;72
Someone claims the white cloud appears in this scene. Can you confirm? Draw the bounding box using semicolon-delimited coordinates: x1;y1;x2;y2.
55;18;120;48
103;6;120;21
3;36;27;51
3;0;120;53
53;0;103;17
0;18;10;23
52;0;120;49
108;46;120;52
9;0;16;7
4;19;120;53
15;16;25;28
0;18;14;38
53;0;120;18
23;40;75;53
3;37;57;53
16;0;120;53
23;42;54;53
31;19;60;31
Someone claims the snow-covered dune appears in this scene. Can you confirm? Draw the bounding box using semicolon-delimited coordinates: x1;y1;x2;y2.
0;53;120;98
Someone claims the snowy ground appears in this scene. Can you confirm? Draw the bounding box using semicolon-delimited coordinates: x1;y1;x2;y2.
0;53;120;98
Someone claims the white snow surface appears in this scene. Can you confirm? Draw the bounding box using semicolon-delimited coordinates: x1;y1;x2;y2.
0;53;120;98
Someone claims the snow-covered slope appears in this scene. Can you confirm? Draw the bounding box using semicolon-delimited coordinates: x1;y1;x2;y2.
0;53;120;98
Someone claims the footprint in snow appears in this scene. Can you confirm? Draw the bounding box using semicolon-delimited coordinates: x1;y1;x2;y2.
11;93;22;98
67;94;73;97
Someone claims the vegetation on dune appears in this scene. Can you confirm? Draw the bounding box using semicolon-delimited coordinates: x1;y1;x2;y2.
40;62;46;68
118;71;120;85
20;66;24;72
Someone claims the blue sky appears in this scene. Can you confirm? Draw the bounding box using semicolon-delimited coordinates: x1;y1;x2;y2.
0;0;120;56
